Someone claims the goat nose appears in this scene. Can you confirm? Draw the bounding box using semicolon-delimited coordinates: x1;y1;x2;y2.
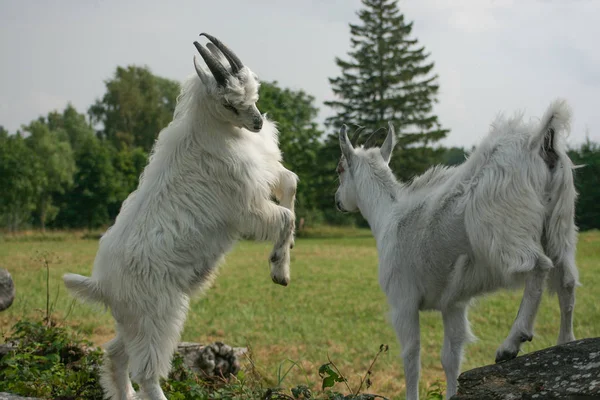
253;118;263;130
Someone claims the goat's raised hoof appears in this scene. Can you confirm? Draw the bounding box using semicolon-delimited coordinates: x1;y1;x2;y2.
271;275;289;286
495;348;519;363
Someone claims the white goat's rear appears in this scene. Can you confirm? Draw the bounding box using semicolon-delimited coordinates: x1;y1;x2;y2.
334;99;579;400
64;33;297;400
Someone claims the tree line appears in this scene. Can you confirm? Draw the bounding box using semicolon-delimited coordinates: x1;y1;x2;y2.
1;0;598;232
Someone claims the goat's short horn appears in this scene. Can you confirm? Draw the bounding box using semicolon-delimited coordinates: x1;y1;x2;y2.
193;41;230;86
199;33;244;75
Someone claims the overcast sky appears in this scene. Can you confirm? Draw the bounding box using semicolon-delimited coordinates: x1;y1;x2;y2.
1;0;598;148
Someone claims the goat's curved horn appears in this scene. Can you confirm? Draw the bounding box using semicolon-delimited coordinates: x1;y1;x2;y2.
200;33;244;75
363;127;387;148
193;41;230;86
350;126;365;146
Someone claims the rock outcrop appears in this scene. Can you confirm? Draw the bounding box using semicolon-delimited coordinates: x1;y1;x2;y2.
0;268;15;311
176;341;246;379
451;337;600;399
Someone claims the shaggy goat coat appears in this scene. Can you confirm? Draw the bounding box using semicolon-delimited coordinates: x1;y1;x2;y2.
64;69;296;394
335;99;579;400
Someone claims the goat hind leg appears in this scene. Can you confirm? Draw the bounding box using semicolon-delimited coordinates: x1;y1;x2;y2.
557;282;576;344
100;335;135;400
546;246;577;345
495;258;550;363
556;281;576;344
138;379;167;400
128;297;189;400
551;262;577;344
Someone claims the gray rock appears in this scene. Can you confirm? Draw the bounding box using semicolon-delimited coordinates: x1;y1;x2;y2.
0;268;15;311
451;337;600;399
177;341;246;380
0;342;16;357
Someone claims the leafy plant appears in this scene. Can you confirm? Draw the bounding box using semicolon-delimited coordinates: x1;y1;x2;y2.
0;253;392;399
319;362;348;391
424;381;445;400
0;320;104;399
314;345;390;400
354;344;388;395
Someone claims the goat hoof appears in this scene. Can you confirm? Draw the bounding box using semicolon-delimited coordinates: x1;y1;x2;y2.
495;349;519;363
271;276;289;286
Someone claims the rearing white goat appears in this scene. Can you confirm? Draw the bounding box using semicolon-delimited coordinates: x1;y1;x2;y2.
334;99;579;400
63;33;297;400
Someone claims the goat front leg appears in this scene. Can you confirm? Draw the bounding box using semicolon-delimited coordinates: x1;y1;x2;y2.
496;260;549;362
242;202;295;286
391;305;421;400
273;167;298;248
441;305;473;399
274;167;298;212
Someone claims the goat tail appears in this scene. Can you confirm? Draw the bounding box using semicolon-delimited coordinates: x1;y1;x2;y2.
63;273;105;304
529;98;572;158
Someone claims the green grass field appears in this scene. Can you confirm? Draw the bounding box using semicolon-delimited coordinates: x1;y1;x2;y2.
1;227;599;399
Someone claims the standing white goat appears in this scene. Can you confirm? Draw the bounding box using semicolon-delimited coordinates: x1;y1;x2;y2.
334;100;579;400
63;33;297;400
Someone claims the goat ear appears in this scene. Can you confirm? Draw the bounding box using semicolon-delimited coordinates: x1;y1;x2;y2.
380;122;396;164
339;125;355;166
193;55;211;85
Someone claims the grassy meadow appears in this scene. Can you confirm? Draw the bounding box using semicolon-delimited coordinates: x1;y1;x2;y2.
1;227;599;399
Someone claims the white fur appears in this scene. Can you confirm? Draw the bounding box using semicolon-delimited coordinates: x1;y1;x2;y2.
64;53;297;400
335;99;579;400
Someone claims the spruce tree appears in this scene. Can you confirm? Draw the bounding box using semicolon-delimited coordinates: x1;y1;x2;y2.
324;0;449;181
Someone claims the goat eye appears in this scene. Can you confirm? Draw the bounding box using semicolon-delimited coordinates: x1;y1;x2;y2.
223;103;238;114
